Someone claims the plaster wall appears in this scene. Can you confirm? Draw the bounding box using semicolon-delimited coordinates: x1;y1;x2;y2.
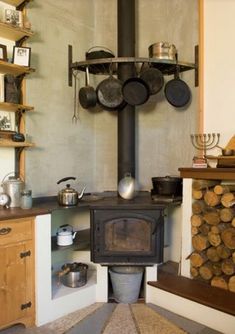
91;0;198;193
137;0;198;189
203;0;235;149
0;1;198;264
24;0;96;196
1;0;198;197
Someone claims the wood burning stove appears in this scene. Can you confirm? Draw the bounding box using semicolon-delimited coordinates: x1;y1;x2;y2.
88;1;181;266
90;198;165;264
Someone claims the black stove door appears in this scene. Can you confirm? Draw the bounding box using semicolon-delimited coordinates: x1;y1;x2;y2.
90;209;164;264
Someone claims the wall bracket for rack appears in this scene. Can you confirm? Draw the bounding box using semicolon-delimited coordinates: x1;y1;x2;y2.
15;147;25;178
195;45;199;87
16;0;31;11
16;36;29;47
68;45;73;87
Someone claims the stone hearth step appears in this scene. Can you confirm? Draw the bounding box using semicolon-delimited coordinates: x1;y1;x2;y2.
148;261;235;316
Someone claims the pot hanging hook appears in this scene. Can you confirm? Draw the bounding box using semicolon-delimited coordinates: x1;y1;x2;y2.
72;71;79;123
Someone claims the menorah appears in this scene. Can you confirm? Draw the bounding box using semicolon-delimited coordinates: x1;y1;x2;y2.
190;133;220;156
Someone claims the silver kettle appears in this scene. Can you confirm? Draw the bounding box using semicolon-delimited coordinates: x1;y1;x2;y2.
57;177;86;206
118;173;138;200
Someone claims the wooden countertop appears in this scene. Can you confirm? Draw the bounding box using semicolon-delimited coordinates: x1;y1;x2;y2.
0;192;181;221
179;167;235;180
0;196;90;221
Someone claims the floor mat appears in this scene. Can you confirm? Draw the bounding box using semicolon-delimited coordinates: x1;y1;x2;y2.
102;304;138;334
46;302;104;334
65;303;116;334
131;304;187;334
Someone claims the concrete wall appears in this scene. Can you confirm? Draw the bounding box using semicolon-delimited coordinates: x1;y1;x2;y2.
0;0;198;263
137;0;198;189
203;0;235;149
0;0;198;196
25;0;95;196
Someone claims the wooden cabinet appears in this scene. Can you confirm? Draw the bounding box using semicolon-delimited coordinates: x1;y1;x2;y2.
0;217;35;329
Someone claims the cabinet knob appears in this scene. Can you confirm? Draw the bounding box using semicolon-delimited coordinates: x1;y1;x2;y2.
0;227;12;235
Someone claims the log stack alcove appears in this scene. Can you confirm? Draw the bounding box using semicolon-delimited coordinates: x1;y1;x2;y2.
179;168;235;293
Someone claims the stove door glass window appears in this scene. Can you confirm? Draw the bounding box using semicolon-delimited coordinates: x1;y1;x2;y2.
104;218;151;252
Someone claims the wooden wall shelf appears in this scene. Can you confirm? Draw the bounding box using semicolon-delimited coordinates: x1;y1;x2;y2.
179;167;235;180
0;139;34;147
0;59;34;76
1;0;31;7
0;22;33;41
0;102;34;112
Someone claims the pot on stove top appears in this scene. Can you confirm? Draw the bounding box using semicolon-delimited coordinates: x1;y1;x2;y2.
151;176;182;196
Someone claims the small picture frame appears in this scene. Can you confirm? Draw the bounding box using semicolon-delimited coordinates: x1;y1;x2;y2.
0;112;13;131
0;44;7;61
13;46;31;67
4;9;22;27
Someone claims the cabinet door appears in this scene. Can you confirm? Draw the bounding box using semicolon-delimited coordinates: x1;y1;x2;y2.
0;240;34;326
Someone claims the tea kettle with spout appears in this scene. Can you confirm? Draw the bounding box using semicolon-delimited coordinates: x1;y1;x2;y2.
57;177;86;206
56;224;77;246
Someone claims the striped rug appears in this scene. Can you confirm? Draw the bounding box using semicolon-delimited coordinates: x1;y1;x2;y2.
63;303;187;334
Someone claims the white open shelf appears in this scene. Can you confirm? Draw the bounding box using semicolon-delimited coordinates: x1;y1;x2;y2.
51;269;96;300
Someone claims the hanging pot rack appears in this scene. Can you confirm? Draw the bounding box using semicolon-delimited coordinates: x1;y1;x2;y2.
68;45;198;87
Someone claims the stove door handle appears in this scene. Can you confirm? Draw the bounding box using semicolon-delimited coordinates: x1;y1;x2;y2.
152;212;164;235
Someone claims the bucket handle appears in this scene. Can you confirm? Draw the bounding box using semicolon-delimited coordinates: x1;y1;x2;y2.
1;171;24;186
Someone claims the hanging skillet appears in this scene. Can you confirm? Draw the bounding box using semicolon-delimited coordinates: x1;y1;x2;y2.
164;54;191;108
96;62;126;111
139;63;164;95
122;63;150;106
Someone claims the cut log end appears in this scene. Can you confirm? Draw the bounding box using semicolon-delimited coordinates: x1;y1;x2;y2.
221;228;235;249
211;276;228;290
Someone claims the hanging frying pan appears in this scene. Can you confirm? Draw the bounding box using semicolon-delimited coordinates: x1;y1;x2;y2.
122;64;150;106
79;66;97;109
139;63;164;95
96;62;126;111
122;77;150;106
164;54;191;108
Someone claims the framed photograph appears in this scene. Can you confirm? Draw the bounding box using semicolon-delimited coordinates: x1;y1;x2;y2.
0;74;4;102
0;44;7;61
13;46;31;67
4;9;22;27
0;112;13;131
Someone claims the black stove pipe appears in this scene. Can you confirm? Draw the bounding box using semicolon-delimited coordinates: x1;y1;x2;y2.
117;0;136;182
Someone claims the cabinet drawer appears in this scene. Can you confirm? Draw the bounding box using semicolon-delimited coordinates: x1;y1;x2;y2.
0;218;34;245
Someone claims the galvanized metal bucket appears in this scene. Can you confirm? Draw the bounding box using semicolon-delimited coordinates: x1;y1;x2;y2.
109;266;144;303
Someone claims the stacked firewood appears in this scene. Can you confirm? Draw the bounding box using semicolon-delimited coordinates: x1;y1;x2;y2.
189;179;235;292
